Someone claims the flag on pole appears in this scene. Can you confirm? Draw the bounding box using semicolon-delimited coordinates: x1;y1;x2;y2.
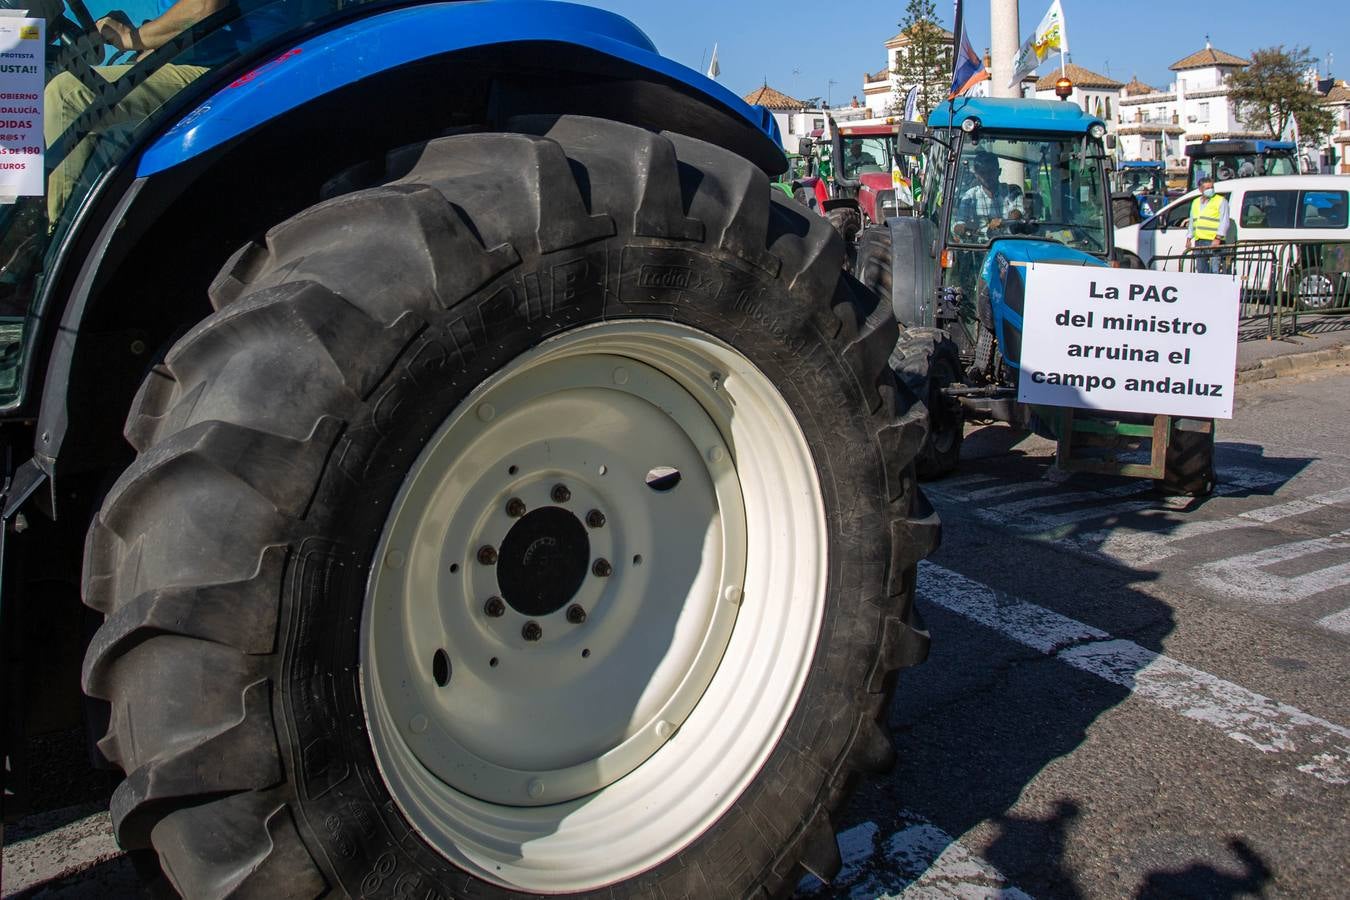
949;0;989;99
902;84;920;121
1008;0;1070;88
706;43;720;79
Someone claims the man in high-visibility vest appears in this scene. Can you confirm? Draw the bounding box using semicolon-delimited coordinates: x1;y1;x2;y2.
1186;176;1230;274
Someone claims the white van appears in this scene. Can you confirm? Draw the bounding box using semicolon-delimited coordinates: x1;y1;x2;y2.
1116;174;1349;267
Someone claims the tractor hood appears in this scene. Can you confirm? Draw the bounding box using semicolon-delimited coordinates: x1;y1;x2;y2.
860;172;893;192
979;238;1107;371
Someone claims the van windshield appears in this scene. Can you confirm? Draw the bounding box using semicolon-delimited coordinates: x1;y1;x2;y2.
0;0;344;405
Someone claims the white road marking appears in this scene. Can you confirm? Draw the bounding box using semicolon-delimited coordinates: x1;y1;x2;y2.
930;464;1286;546
1079;486;1350;567
1316;607;1350;635
801;816;1033;899
1;808;123;895
919;562;1350;784
1194;530;1350;605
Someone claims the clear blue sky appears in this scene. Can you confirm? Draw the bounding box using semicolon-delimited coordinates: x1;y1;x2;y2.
582;1;1348;105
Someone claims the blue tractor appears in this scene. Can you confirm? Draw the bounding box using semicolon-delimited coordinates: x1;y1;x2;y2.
1111;159;1168;224
855;98;1214;491
1185;138;1299;188
0;1;939;894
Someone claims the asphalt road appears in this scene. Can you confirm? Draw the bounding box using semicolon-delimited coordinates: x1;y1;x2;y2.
803;364;1350;899
6;366;1349;899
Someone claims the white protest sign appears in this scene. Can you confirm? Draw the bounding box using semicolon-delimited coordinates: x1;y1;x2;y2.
0;16;43;197
1018;264;1239;419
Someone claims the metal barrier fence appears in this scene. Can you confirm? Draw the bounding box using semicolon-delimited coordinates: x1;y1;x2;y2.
1148;239;1350;339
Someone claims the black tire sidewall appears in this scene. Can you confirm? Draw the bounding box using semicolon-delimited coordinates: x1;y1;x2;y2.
278;239;892;897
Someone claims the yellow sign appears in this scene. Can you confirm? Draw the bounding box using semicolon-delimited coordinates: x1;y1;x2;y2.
19;25;38;39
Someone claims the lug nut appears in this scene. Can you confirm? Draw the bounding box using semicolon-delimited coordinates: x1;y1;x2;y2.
506;497;526;518
477;545;498;565
566;604;587;624
585;509;606;528
484;596;505;617
522;621;543;641
592;558;612;577
551;483;571;503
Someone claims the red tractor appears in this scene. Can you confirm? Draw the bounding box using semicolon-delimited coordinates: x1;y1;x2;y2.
824;116;919;240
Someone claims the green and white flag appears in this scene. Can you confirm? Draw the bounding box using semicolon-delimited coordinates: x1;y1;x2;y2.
1008;0;1069;88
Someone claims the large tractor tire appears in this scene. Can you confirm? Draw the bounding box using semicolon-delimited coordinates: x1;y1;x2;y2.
853;230;964;480
1157;420;1216;496
891;328;965;479
825;205;862;244
81;116;938;898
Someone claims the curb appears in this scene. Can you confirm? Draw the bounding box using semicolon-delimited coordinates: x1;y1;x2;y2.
1237;343;1350;384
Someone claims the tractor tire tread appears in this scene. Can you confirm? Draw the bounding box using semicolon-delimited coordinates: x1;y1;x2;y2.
83;115;933;898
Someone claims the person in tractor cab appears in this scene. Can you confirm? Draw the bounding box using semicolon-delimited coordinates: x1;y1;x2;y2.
1186;175;1230;274
952;150;1022;241
843;140;877;177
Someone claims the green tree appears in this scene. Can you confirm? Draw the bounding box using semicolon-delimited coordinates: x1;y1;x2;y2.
1228;46;1335;150
890;0;953;121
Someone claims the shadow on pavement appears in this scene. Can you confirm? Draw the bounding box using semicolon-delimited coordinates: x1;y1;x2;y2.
797;425;1306;898
1133;838;1274;899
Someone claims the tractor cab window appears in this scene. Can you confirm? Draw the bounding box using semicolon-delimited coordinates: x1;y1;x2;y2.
0;0;335;404
947;133;1107;253
838;135;892;179
1189;152;1296;188
1116;167;1164;195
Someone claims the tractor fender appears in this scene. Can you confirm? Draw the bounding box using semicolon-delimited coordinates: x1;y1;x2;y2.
138;0;785;178
30;2;791;484
886;216;937;327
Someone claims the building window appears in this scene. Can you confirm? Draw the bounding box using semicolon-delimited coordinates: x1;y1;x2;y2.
1197;102;1209;121
1105;97;1112;120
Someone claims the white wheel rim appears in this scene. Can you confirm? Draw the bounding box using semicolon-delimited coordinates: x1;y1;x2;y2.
361;320;828;893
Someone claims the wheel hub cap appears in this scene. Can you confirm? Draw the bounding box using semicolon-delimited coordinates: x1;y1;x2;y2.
498;507;590;617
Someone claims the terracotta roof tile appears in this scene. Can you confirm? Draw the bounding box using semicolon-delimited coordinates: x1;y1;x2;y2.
742;85;806;110
1034;62;1123;90
1325;81;1350;103
1169;46;1249;70
1124;75;1156;96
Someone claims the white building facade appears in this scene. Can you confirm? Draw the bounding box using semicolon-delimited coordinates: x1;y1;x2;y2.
1113;44;1257;173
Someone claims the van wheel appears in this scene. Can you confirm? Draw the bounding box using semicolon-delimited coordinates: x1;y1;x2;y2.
81;116;937;898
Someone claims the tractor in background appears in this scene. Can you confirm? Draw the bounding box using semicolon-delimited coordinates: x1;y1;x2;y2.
823;115;919;241
1186;138;1299;188
855;97;1214;493
1111;159;1168;226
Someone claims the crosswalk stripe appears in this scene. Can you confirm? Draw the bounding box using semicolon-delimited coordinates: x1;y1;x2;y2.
1317;607;1350;635
801;816;1033;899
1084;486;1350;567
1194;530;1350;605
919;562;1350;784
1;809;122;895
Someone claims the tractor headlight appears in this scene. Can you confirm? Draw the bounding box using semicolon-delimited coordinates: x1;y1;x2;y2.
961;117;980;133
1089;124;1106;139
